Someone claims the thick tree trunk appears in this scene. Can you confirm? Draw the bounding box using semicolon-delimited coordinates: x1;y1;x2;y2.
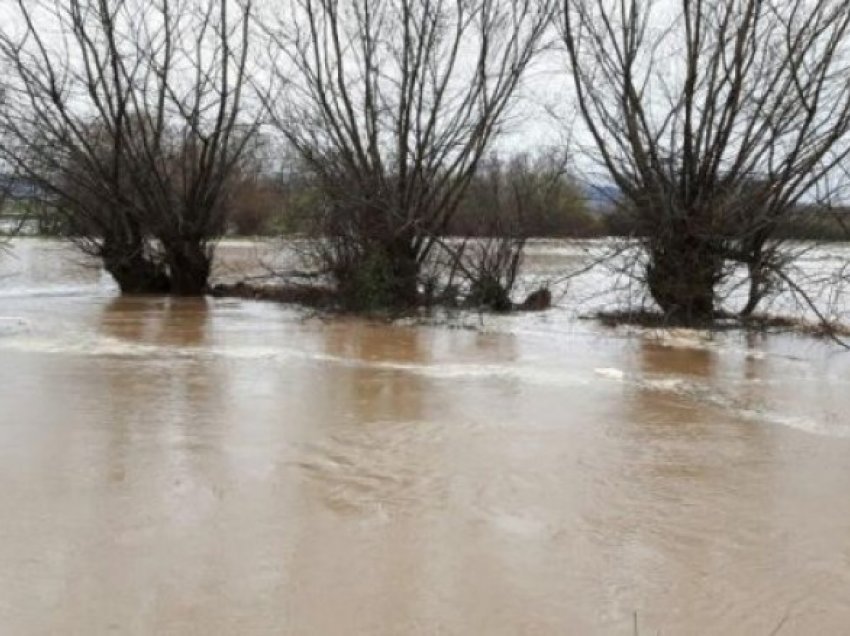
385;239;420;306
103;251;171;294
646;236;721;322
165;241;212;296
335;238;420;309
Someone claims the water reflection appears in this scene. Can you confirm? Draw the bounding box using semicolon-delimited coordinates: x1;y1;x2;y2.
99;296;211;347
323;322;427;421
638;339;716;377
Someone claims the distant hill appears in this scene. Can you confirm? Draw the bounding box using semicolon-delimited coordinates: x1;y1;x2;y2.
584;183;620;211
0;175;41;201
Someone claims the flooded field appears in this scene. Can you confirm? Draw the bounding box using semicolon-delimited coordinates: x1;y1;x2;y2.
1;239;850;634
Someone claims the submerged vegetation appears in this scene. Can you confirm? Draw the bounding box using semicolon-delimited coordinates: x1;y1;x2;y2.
0;0;849;332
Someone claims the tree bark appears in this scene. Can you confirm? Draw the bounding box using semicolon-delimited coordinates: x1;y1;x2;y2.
165;241;212;296
646;236;721;322
103;250;170;294
740;260;766;317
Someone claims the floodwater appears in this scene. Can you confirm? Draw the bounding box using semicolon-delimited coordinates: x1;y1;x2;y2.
1;239;850;635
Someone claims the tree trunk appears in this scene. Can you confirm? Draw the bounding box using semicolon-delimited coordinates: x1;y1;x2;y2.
165;241;212;296
334;238;420;310
740;260;765;317
646;236;720;322
386;239;420;306
103;251;171;294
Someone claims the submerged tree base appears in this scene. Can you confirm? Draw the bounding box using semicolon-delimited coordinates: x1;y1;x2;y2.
210;282;337;308
105;256;171;295
210;281;552;315
591;309;850;342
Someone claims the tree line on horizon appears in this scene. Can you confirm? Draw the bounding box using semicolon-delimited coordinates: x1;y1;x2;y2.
1;0;850;324
0;150;614;240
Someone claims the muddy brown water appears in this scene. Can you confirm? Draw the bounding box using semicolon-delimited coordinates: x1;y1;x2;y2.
1;239;850;634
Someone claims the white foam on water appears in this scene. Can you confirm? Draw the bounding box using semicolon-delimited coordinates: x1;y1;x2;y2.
595;367;704;399
595;367;625;380
0;335;165;358
642;376;690;392
0;328;596;390
738;409;850;439
0;283;110;298
595;362;850;438
308;353;593;387
644;328;716;350
0;335;309;363
10;335;796;410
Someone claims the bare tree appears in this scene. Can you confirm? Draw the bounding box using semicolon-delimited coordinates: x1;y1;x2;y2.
0;176;10;250
429;151;582;310
0;91;13;250
0;0;256;294
260;0;554;308
559;0;850;322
